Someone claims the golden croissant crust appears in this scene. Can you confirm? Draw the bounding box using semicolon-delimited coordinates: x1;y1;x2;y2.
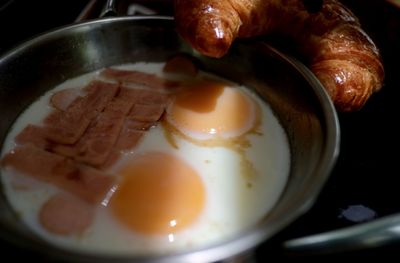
174;0;384;111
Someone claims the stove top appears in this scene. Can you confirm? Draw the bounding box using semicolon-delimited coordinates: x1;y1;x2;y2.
0;0;399;261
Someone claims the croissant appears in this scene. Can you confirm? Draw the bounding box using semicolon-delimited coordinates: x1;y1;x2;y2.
174;0;384;111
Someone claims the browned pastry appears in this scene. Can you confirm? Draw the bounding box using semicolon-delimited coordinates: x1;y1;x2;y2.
174;0;384;111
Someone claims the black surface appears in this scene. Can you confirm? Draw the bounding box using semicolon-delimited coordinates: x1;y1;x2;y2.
0;0;399;261
257;0;400;260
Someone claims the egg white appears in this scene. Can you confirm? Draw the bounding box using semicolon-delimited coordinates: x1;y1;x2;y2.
0;62;291;256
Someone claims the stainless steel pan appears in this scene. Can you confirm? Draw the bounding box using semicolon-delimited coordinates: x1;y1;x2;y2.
0;12;339;263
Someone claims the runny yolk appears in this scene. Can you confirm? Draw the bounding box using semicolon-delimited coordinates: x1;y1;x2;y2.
110;152;205;235
167;81;254;138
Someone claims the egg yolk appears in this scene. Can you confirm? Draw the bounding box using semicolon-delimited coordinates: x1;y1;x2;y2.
110;152;205;235
167;81;255;139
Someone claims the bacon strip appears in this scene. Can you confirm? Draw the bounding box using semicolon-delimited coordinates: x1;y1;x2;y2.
1;145;115;204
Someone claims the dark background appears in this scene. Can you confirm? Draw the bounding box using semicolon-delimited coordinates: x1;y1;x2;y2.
0;0;399;261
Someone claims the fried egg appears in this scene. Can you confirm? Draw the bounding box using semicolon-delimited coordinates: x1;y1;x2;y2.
0;61;291;256
166;80;257;140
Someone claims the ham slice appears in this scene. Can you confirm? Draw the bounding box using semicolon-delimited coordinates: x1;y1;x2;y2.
135;88;171;105
15;124;51;149
101;129;144;169
51;86;164;166
39;193;94;235
100;89;168;168
122;118;156;131
105;87;140;115
16;85;169;168
52;112;125;166
1;145;115;204
100;68;180;91
50;88;82;111
43;81;119;144
115;121;147;151
128;103;166;122
2;68;181;203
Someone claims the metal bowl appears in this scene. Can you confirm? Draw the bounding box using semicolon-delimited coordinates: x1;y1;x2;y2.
0;16;339;262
